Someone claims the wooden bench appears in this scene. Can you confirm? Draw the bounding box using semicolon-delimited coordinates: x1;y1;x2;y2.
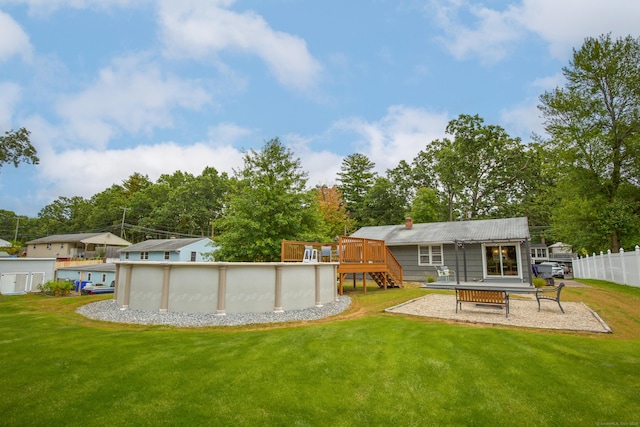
455;288;510;317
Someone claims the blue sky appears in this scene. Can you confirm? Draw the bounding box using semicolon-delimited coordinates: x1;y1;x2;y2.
1;0;639;217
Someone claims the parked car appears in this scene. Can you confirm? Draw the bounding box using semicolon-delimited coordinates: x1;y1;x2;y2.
81;281;115;295
540;262;564;279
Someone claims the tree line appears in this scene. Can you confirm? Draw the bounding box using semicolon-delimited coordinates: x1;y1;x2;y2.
1;34;639;260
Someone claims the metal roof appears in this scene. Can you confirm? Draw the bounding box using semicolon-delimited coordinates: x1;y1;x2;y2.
350;217;530;245
57;263;116;272
118;238;211;253
26;232;131;246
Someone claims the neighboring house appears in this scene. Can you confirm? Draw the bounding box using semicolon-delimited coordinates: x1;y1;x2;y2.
0;258;56;294
0;238;11;248
118;238;215;262
26;233;131;260
549;242;573;260
530;243;549;264
350;217;532;284
57;263;116;287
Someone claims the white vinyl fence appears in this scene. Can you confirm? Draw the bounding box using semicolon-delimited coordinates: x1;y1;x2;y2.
573;246;640;288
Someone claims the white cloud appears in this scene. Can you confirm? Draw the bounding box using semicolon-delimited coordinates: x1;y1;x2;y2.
207;122;252;145
430;0;640;63
0;10;32;62
158;0;322;91
333;106;450;174
516;0;640;58
500;72;563;140
35;140;244;201
0;0;146;16
0;82;21;128
55;55;211;148
429;0;522;63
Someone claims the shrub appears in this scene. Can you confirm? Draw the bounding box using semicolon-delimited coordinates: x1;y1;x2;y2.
37;280;74;296
532;277;547;288
427;276;435;283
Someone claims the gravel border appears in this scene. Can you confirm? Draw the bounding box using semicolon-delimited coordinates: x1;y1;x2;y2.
76;296;351;327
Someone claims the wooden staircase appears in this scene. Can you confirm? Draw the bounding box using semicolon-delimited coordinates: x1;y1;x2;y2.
336;236;403;294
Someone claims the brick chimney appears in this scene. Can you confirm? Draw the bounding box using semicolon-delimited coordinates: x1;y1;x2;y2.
405;217;413;229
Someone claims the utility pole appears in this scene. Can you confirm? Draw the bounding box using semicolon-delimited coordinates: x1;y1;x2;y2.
120;207;129;238
14;216;19;241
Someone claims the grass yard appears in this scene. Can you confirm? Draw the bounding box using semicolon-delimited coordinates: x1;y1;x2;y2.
1;279;639;426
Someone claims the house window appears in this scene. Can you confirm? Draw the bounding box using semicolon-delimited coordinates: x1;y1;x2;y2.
418;245;443;265
125;252;129;260
140;252;149;260
102;274;106;282
60;243;64;248
164;251;170;260
46;243;51;249
87;273;92;281
190;251;197;262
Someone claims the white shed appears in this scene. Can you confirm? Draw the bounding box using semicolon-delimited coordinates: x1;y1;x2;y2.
0;258;56;294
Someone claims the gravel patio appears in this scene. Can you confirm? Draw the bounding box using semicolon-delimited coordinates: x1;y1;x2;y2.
385;290;612;333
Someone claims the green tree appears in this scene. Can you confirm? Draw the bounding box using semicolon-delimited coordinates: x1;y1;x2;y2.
422;114;528;221
409;187;443;223
0;128;38;170
361;177;407;226
214;138;317;261
539;34;640;252
37;196;91;235
386;160;415;211
336;153;377;227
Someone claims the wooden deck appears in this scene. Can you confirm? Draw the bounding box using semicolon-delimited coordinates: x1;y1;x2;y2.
281;236;403;294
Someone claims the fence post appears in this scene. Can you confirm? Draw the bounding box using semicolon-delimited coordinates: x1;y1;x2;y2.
636;246;640;287
599;251;605;280
585;253;590;279
592;252;598;279
620;248;627;285
607;250;613;282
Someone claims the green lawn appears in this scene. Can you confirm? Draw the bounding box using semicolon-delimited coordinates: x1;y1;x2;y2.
1;280;639;426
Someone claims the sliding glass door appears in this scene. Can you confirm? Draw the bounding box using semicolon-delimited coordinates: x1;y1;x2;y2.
484;244;519;277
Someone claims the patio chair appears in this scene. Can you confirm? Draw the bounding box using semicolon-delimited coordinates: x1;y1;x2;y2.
536;282;565;313
436;266;455;283
303;246;319;263
320;246;336;262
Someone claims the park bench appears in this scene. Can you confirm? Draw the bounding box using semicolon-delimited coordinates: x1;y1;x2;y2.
535;282;565;313
455;288;510;317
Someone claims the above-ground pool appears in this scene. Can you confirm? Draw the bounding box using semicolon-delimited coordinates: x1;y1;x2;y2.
114;261;338;315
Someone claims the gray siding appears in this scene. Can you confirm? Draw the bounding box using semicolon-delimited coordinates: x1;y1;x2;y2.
389;243;531;283
390;244;484;282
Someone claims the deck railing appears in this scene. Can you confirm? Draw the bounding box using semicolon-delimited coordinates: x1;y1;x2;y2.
281;240;338;262
338;236;386;264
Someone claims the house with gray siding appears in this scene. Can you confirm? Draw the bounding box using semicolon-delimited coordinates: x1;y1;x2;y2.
118;238;215;262
350;217;532;284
